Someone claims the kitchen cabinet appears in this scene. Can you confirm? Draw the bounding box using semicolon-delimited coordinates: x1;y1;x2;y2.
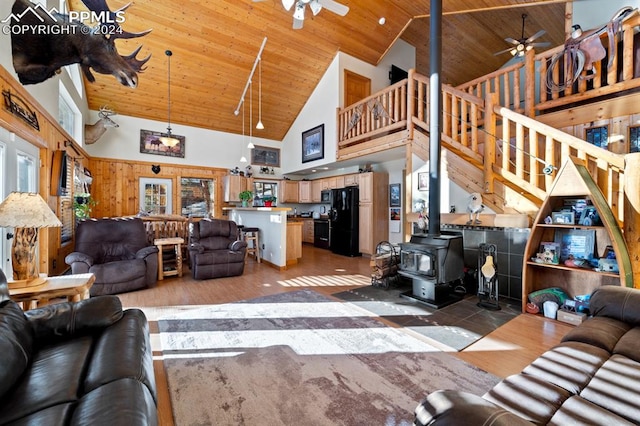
286;222;303;265
358;172;388;255
321;179;330;190
311;180;323;203
223;175;248;202
299;181;312;203
358;172;373;203
302;219;314;243
280;180;299;203
344;174;359;186
522;158;632;313
335;175;345;189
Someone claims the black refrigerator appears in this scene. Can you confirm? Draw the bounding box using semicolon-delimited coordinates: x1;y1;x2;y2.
329;187;360;257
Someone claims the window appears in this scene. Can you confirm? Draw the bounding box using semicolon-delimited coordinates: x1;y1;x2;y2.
58;83;81;140
140;178;172;215
181;178;215;217
252;181;278;207
59;154;73;244
585;126;608;148
630;126;640;153
16;151;36;192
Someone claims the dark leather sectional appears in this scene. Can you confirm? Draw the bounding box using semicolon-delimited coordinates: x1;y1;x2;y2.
415;285;640;425
0;270;157;425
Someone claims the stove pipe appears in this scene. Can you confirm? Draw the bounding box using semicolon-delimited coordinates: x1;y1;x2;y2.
428;0;442;236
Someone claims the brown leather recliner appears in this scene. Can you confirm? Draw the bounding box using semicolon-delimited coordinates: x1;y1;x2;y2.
188;219;247;279
65;217;159;295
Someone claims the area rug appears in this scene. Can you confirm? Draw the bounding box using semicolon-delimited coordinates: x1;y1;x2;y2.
332;284;521;351
158;289;500;426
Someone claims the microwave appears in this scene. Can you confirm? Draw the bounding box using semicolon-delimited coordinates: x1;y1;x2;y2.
320;189;332;204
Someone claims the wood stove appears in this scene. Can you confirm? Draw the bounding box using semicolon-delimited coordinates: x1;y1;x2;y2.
398;232;465;308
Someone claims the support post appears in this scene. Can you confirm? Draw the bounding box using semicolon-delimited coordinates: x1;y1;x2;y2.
428;0;442;236
624;153;640;288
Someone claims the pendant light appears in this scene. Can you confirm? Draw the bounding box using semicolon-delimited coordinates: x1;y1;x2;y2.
159;50;180;148
240;101;247;163
255;58;264;130
247;78;255;149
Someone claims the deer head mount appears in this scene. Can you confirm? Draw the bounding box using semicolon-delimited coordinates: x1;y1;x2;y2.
84;106;118;144
9;0;151;87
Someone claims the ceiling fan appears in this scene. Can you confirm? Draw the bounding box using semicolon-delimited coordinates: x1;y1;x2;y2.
494;13;550;57
255;0;349;29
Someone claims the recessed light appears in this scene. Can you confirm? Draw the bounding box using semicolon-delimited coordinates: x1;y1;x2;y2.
378;17;386;25
311;169;317;172
322;167;329;170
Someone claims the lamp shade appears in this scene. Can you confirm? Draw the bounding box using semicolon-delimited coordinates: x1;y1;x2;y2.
0;192;62;228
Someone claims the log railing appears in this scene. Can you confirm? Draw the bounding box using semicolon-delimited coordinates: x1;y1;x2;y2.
457;10;640;116
337;70;628;224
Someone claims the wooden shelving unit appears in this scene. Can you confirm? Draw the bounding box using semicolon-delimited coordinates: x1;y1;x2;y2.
521;157;633;312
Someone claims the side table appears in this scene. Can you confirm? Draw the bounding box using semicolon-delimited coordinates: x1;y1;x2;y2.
9;273;95;310
154;237;184;280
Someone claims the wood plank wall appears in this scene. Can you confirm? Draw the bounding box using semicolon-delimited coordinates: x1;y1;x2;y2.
0;64;89;277
88;157;231;219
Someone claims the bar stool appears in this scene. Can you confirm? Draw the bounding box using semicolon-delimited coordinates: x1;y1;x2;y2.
241;227;261;263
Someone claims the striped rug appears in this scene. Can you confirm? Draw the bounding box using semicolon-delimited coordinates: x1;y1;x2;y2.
158;289;500;425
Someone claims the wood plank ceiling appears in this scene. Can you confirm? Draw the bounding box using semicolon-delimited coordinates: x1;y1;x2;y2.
69;0;569;142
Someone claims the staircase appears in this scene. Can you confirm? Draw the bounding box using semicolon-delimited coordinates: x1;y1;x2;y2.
336;10;640;227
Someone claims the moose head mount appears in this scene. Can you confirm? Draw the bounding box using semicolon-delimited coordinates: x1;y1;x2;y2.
84;106;118;144
9;0;151;87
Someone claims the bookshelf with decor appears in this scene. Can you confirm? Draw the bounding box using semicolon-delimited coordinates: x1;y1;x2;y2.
521;158;633;313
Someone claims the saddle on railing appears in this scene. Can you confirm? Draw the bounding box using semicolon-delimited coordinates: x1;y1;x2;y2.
547;6;635;91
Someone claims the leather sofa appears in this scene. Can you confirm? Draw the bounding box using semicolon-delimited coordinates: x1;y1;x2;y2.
188;218;247;280
65;217;159;296
0;269;157;425
415;285;640;425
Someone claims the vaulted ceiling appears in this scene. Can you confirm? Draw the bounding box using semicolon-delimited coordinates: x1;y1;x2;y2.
69;0;569;142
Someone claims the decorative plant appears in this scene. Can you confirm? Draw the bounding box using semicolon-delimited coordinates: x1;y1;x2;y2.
239;190;253;201
73;193;97;219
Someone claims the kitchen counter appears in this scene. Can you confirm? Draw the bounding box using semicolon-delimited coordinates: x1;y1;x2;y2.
224;207;299;270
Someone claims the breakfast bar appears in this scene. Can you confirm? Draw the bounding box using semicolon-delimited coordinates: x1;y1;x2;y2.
223;207;302;269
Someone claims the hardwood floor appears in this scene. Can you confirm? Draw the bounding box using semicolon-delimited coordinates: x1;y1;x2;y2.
117;245;573;426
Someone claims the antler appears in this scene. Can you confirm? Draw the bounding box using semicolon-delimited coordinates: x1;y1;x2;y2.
98;105;116;117
80;0;152;40
122;45;152;72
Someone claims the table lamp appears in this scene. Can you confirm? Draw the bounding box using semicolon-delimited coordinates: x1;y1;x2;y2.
0;192;62;288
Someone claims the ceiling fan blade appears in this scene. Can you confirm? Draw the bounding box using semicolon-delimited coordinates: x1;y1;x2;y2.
529;41;551;48
293;17;304;29
526;29;546;43
494;47;515;56
317;0;349;16
504;37;520;46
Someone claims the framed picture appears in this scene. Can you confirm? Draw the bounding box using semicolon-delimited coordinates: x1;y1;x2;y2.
579;206;601;226
390;208;400;220
302;124;324;163
554;229;596;262
389;183;401;207
251;145;280;167
417;172;428;191
537;241;560;264
140;129;185;158
552;211;575;225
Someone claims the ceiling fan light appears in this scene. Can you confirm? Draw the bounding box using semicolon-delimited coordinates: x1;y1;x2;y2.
309;0;322;16
282;0;295;11
509;48;517;56
293;3;305;21
526;45;533;51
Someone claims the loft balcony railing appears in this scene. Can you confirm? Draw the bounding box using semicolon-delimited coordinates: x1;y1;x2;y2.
336;10;640;226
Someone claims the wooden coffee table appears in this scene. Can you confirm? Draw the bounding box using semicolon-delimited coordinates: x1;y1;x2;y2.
9;273;95;310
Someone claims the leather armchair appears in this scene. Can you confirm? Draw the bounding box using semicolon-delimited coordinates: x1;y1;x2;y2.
65;217;158;295
188;219;247;279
